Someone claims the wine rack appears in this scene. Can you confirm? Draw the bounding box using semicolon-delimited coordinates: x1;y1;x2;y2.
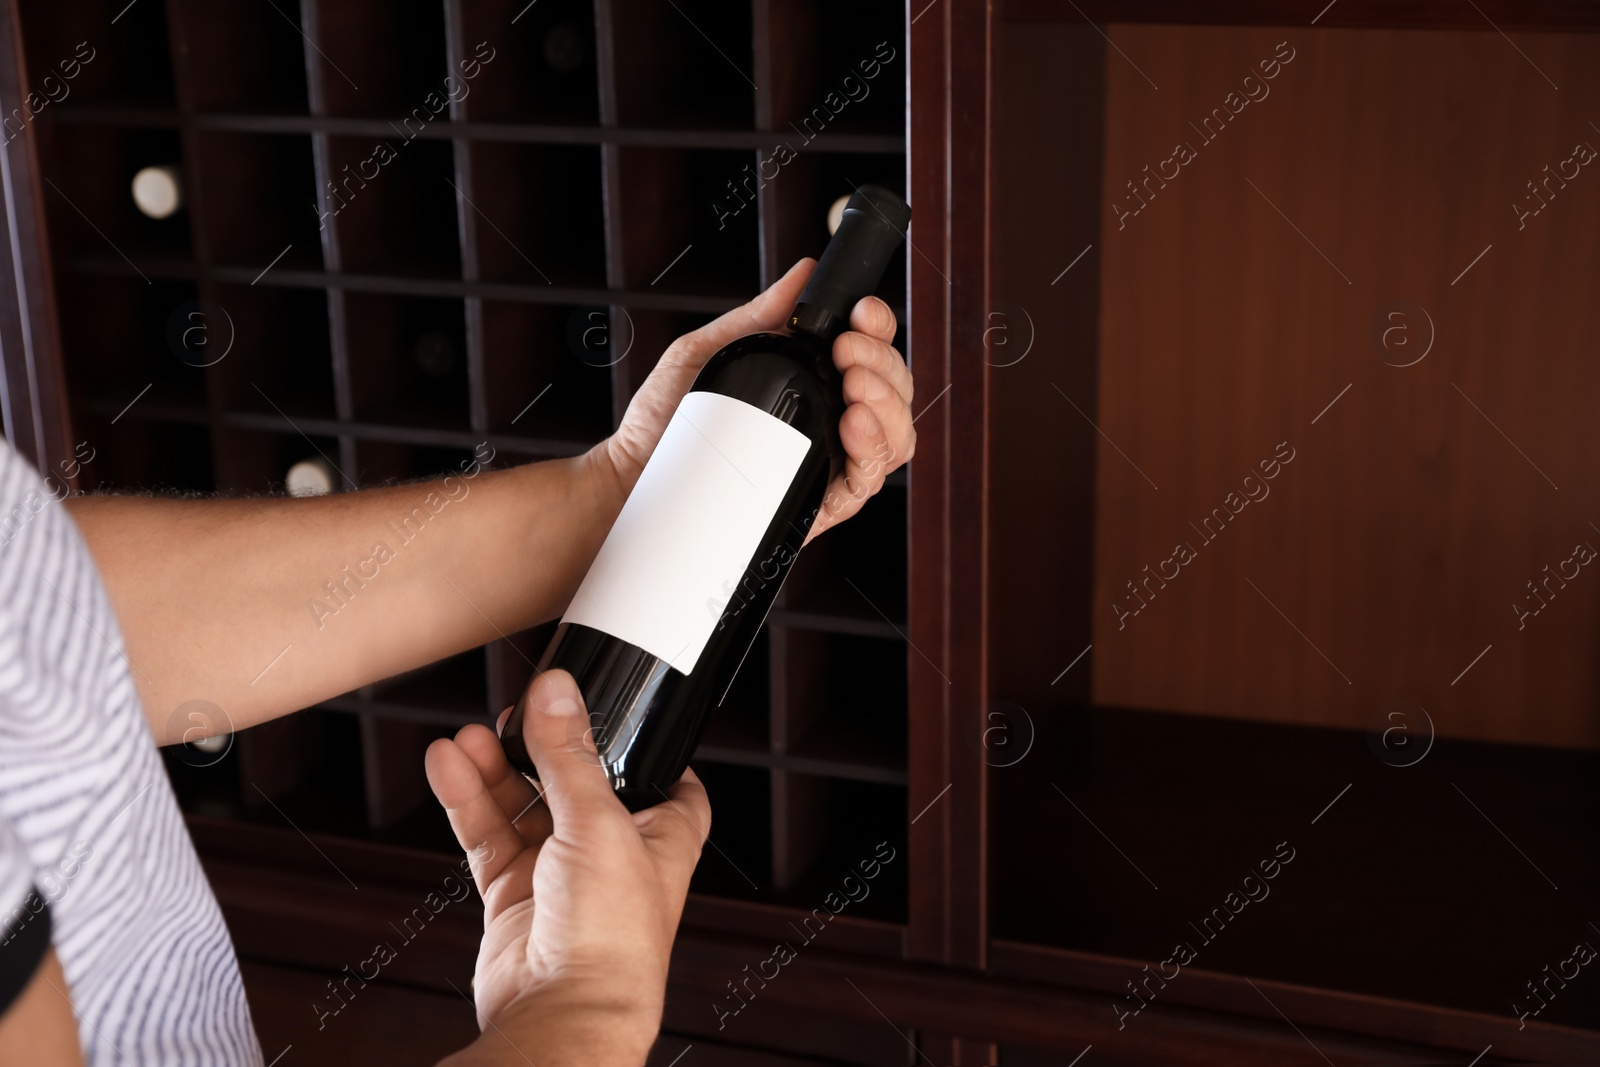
24;0;908;922
15;0;1600;1062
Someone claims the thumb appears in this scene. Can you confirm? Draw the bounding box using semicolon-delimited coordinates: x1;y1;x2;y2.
520;670;624;826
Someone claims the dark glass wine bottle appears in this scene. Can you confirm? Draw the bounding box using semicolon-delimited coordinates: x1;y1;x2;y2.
500;185;910;810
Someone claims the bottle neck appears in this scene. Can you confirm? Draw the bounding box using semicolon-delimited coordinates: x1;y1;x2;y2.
787;301;847;346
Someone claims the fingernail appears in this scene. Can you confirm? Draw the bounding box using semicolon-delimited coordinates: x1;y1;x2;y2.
535;674;582;717
542;693;580;717
860;408;883;438
544;696;579;717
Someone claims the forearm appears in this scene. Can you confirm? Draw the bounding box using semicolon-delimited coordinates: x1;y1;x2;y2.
67;447;625;742
438;990;656;1067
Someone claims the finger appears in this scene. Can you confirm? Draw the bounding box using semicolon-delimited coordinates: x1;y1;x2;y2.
832;332;912;406
635;766;711;885
519;669;629;831
425;736;528;895
848;295;898;345
659;258;815;375
840;366;914;470
453;723;551;843
808;401;910;541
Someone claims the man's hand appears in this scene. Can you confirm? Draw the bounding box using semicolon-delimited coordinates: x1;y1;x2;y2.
426;670;709;1067
600;258;914;543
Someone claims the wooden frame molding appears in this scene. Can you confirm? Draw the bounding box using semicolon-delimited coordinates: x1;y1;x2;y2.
0;0;72;475
907;0;993;969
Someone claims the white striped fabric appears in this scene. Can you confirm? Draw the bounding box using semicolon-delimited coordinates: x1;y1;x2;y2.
0;442;261;1065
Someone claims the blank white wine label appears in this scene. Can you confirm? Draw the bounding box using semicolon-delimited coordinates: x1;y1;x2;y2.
563;390;811;674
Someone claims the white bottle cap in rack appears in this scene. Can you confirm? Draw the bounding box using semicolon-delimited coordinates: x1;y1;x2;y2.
188;733;229;754
132;165;183;219
286;458;337;498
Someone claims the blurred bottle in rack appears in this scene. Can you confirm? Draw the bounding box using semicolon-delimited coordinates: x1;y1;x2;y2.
132;165;182;219
286;458;336;498
543;25;585;72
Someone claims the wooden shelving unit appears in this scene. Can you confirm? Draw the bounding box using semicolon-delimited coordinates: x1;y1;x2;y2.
24;0;909;920
12;0;1599;1063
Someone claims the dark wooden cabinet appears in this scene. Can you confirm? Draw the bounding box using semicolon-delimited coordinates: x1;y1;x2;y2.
3;0;1598;1063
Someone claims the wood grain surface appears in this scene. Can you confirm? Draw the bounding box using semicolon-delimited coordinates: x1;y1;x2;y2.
1090;26;1600;747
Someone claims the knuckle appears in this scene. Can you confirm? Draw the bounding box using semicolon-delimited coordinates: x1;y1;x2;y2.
870;338;898;373
660;338;694;367
837;331;872;368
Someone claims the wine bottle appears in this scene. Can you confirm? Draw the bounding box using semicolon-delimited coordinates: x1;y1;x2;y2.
131;165;182;219
413;331;457;378
285;458;336;498
500;185;909;810
542;24;585;73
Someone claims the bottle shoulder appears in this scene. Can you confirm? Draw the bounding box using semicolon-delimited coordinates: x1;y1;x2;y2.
705;330;828;365
690;331;841;443
693;332;833;392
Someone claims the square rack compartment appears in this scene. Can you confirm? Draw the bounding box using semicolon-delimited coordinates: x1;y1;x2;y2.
323;136;464;278
192;133;324;271
27;0;909;924
211;284;338;419
19;0;174;109
343;293;472;429
481;301;613;441
458;0;601;124
464;143;606;287
168;0;312;113
606;0;754;129
47;124;192;263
